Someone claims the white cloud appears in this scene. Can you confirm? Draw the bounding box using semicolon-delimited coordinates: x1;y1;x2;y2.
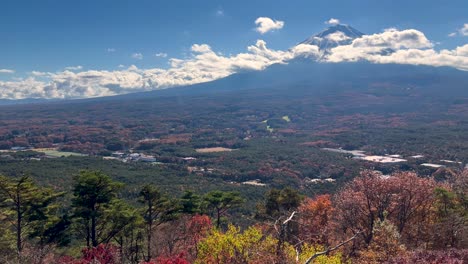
325;29;468;71
31;71;50;77
255;17;284;34
326;28;433;63
64;65;83;71
326;18;340;25
365;45;468;71
107;48;116;52
324;31;351;42
383;27;398;32
191;44;212;53
291;44;320;58
155;52;168;58
131;53;143;60
0;69;15;74
460;23;468;36
449;24;468;37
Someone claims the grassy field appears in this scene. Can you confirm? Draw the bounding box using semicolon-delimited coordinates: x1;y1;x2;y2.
36;149;87;157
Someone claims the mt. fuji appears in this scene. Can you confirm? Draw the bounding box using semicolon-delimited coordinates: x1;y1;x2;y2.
299;24;364;52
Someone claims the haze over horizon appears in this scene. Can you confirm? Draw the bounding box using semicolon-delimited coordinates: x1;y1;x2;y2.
0;0;467;99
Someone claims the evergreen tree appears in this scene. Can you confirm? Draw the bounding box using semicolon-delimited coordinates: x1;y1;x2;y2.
180;190;201;215
203;190;244;229
0;175;63;258
71;170;125;247
139;184;179;261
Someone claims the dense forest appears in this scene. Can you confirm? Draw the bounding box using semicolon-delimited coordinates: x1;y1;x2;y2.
0;169;466;263
0;73;467;196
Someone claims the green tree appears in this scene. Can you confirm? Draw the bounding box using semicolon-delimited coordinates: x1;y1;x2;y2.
103;199;143;264
203;191;244;229
114;212;145;264
139;184;179;261
261;187;302;219
0;175;63;258
180;190;201;215
71;170;123;247
432;187;467;248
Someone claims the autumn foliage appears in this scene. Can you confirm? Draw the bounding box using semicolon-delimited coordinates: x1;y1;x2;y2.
1;169;467;263
57;244;119;264
297;194;334;246
333;171;438;248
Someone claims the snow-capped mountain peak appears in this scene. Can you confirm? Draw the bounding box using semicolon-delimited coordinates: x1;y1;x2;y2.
299;24;364;51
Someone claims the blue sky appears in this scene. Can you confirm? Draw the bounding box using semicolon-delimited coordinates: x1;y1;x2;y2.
1;0;467;74
0;0;467;99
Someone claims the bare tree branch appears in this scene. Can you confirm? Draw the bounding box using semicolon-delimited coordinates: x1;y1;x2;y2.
304;231;361;264
283;211;296;225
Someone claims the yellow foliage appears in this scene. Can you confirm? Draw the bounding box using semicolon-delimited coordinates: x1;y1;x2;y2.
196;224;344;264
286;243;343;264
196;225;276;264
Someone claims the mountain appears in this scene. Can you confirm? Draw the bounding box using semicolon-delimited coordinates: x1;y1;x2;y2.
0;24;465;105
299;24;364;52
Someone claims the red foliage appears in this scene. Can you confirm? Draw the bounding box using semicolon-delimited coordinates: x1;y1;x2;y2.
388;249;468;264
80;244;119;264
333;171;437;248
185;214;212;248
56;255;76;264
144;252;190;264
57;244;119;264
156;214;212;262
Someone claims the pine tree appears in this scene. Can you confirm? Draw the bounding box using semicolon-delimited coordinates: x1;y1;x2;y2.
71;170;125;247
203;190;244;229
139;184;179;261
0;175;63;259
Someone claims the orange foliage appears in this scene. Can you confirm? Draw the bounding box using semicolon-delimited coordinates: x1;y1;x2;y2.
298;194;334;246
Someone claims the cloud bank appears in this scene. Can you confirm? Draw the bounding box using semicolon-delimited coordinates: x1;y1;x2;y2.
0;41;319;99
0;27;467;100
255;17;284;34
325;28;468;71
